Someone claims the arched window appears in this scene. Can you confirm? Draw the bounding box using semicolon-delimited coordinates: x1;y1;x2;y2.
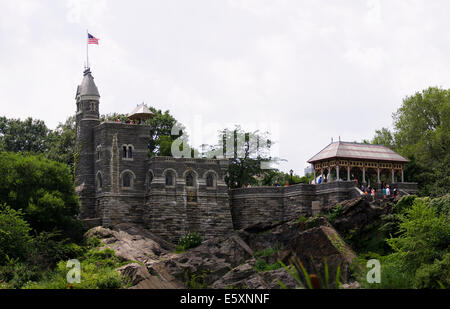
122;146;127;158
206;173;214;187
186;172;194;187
128;146;133;158
96;173;103;190
120;170;135;189
123;173;131;187
96;145;101;161
165;171;174;186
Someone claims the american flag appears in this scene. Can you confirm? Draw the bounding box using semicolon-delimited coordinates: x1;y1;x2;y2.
88;33;99;44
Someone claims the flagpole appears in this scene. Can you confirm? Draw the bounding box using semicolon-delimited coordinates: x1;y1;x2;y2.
86;29;89;69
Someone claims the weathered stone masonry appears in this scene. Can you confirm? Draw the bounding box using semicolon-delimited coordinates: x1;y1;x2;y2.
75;68;418;243
230;181;362;230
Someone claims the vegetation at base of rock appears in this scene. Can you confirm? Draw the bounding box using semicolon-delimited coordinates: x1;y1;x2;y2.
0;205;31;264
254;259;282;272
184;269;209;289
22;248;129;289
279;258;342;289
175;232;202;253
326;204;343;224
254;244;283;258
350;195;450;289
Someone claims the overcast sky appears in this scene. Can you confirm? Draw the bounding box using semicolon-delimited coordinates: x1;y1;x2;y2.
1;0;449;174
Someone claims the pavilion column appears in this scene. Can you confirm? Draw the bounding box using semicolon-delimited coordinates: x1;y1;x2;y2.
377;167;381;183
336;165;340;182
391;168;395;183
313;169;316;184
362;166;366;184
401;169;404;183
347;166;350;181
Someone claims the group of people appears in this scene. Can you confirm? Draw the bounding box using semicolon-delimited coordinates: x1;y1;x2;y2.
361;183;398;201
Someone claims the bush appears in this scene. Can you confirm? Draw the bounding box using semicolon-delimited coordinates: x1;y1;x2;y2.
394;195;417;214
254;243;283;257
0;204;31;264
176;232;202;252
0;152;82;241
0;257;41;289
358;196;450;289
327;204;343;224
24;248;126;289
254;259;282;272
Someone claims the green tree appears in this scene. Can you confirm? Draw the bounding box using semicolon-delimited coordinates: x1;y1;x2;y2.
0;152;82;241
144;107;188;157
369;87;450;196
0;117;50;153
371;127;395;149
206;126;282;188
46;116;76;170
0;204;31;264
382;196;450;288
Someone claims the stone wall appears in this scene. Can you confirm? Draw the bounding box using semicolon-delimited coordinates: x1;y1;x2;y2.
144;157;234;242
230;181;358;230
389;182;419;195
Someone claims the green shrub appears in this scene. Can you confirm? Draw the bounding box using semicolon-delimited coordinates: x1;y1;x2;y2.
297;216;307;224
254;259;282;272
358;196;450;289
176;232;202;252
184;269;208;289
0;256;41;289
0;204;31;264
327;204;343;224
279;258;342;289
394;195;417;214
24;248;125;289
306;215;322;229
0;152;83;242
254;243;283;257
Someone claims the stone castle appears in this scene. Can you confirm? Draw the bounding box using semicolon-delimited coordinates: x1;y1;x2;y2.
75;68;418;243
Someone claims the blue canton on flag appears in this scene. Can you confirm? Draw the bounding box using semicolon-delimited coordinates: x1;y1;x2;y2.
88;33;99;44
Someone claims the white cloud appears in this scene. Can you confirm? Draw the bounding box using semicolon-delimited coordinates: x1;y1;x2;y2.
0;0;449;174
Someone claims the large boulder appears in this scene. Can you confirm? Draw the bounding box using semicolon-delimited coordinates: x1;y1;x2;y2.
84;223;173;267
280;225;357;286
149;233;254;286
211;261;300;289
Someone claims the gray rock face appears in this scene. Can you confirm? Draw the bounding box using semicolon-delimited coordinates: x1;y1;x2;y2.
85;214;358;289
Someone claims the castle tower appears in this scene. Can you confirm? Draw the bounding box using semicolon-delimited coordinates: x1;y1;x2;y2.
75;68;100;219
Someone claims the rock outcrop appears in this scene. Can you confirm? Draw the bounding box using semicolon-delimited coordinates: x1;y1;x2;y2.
85;213;359;289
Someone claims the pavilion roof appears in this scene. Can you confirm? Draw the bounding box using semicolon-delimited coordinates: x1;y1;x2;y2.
307;141;409;163
128;103;154;120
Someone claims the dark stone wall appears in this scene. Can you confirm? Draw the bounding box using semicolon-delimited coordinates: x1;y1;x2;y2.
75;100;100;219
390;182;419;195
145;157;233;242
230;181;359;230
230;187;285;230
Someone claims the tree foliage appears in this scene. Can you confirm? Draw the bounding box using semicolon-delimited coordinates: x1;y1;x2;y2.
0;204;31;264
0;116;50;153
46;116;76;170
382;196;450;288
370;87;450;196
205;126;283;188
0;152;81;241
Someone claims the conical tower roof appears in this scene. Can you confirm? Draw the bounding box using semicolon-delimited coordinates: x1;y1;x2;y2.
77;68;100;98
